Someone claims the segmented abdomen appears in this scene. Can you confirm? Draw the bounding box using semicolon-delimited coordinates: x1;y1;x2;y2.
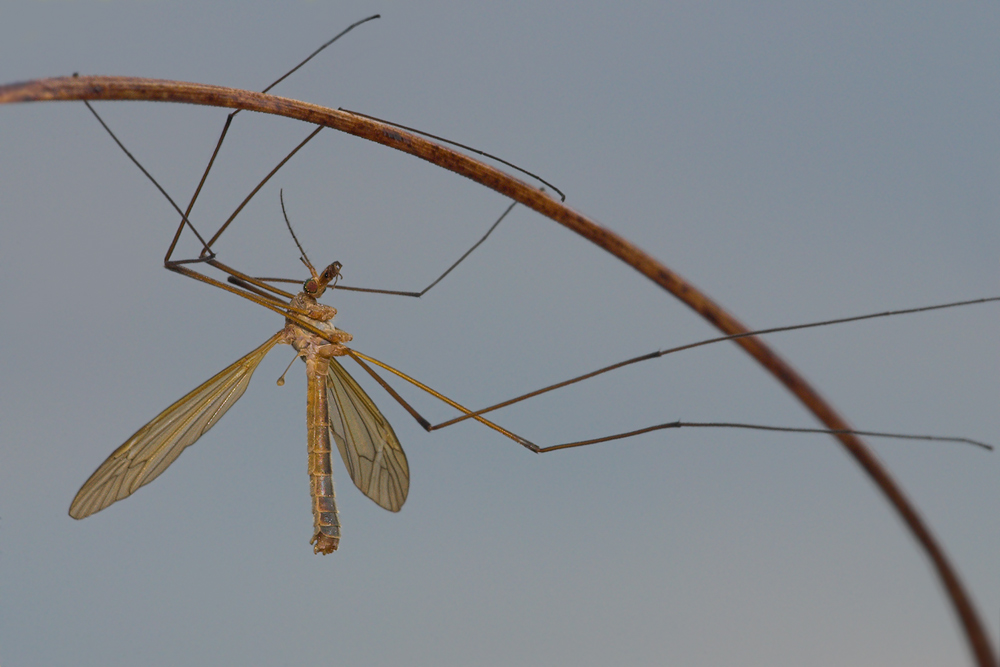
306;357;341;554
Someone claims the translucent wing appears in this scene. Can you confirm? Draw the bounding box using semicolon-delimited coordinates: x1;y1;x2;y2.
69;333;282;519
326;357;409;512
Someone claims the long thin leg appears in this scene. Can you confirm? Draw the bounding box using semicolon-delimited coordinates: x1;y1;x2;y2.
342;350;990;454
83;101;214;257
88;19;376;264
200;126;324;252
338;200;518;297
164;111;234;263
536;422;992;453
84;23;374;270
346;351;539;452
339;108;565;202
432;294;1000;429
165;15;381;263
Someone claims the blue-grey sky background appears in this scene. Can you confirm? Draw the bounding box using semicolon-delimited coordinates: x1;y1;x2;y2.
1;3;998;665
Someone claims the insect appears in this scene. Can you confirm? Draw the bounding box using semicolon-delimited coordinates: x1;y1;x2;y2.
62;20;994;557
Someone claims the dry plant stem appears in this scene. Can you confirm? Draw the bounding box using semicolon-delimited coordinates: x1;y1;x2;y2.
1;76;993;666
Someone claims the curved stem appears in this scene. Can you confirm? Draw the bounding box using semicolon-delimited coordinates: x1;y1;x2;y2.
1;75;993;666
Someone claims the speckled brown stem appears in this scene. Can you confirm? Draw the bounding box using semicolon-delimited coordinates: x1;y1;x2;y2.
1;76;992;666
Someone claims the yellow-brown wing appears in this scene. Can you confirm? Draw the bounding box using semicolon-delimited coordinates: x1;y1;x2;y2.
326;357;409;512
69;333;282;519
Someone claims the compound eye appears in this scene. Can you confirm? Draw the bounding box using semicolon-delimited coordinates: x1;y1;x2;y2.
321;262;342;282
304;279;319;294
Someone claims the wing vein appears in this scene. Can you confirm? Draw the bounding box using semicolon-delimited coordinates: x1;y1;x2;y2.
325;357;409;512
69;333;282;519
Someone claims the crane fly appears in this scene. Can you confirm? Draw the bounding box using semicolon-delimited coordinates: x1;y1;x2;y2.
66;19;994;555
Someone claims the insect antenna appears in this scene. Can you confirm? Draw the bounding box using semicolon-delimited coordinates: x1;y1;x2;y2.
280;188;316;277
